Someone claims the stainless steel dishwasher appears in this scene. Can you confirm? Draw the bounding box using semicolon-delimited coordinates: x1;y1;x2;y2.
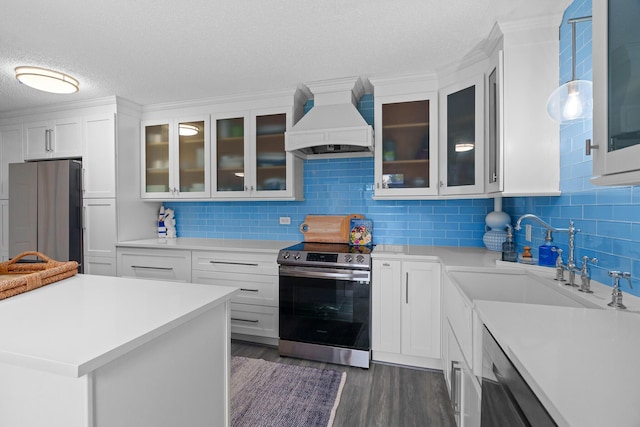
481;326;557;426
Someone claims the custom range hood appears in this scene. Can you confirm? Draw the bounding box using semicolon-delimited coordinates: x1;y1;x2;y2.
285;76;374;159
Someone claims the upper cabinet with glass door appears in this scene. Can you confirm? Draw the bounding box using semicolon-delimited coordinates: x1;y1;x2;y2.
439;75;484;196
141;117;210;199
592;0;640;185
371;76;439;199
212;107;302;200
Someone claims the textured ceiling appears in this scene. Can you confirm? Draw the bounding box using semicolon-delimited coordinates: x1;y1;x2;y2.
0;0;570;114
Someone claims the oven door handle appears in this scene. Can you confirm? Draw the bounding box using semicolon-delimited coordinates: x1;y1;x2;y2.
279;265;370;282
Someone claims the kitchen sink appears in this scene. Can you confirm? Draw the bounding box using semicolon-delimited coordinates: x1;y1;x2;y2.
447;268;601;308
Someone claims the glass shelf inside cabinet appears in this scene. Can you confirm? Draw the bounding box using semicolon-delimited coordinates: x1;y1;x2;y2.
145;123;170;192
256;113;287;191
381;100;430;188
217;117;245;192
178;120;206;192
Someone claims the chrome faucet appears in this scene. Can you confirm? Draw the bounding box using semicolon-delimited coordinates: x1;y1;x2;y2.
578;256;598;293
607;271;633;309
515;215;582;286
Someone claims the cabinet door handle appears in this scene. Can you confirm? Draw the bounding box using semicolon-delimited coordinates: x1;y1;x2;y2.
231;317;259;323
405;272;409;304
208;261;259;267
451;361;462;415
240;288;260;292
382;263;391;267
585;138;599;156
131;265;174;271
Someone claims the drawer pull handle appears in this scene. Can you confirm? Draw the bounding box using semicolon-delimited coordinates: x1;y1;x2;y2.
209;261;259;267
240;288;260;292
131;265;174;271
231;317;259;323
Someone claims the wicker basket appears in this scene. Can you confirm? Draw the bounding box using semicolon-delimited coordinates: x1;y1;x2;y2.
0;251;79;301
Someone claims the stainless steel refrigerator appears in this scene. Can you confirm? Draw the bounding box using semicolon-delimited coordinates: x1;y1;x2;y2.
9;160;83;271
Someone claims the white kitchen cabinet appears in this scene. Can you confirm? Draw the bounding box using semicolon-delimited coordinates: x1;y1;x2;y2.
439;75;485;196
191;249;279;344
372;84;439;198
490;18;561;196
0;124;23;199
23;117;82;160
445;322;481;427
371;73;485;199
117;248;192;282
372;257;442;368
591;0;640;185
84;198;117;259
83;114;116;198
84;256;117;276
141;116;210;199
212;107;302;200
443;270;481;427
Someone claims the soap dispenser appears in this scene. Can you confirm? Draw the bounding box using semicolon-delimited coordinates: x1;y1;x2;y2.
501;226;517;262
538;230;558;267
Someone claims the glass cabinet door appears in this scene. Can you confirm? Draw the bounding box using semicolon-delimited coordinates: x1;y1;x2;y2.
254;113;287;192
215;116;246;193
381;100;431;189
144;123;170;193
608;1;640;154
177;120;206;194
440;76;484;195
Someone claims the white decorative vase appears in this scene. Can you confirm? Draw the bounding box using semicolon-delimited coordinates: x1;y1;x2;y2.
483;197;511;251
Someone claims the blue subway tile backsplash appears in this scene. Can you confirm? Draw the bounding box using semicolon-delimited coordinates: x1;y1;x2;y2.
165;0;640;296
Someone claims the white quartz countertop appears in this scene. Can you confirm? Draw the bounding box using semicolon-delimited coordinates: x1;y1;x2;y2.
0;274;238;377
372;244;501;267
117;237;296;253
474;301;640;427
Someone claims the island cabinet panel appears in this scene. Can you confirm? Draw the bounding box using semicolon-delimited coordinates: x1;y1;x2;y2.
93;302;230;427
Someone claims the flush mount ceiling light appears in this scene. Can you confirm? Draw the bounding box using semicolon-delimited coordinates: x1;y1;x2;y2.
455;143;475;152
546;16;593;123
179;124;199;136
15;66;79;94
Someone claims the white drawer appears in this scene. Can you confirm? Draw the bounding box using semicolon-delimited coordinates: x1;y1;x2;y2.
192;250;278;275
117;248;191;282
444;272;473;366
230;303;278;338
192;270;278;307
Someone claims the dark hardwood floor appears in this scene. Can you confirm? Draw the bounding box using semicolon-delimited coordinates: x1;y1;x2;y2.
231;340;456;427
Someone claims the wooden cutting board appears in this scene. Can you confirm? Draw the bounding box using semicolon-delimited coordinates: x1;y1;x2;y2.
299;214;364;243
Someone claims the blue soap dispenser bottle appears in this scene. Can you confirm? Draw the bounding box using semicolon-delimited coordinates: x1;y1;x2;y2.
538;230;558;266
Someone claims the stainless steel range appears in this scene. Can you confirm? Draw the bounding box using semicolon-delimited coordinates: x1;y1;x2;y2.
277;242;372;368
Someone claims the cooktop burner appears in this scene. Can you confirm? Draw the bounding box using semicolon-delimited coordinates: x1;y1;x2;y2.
277;242;373;269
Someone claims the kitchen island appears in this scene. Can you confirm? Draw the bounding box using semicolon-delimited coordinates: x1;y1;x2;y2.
0;274;238;427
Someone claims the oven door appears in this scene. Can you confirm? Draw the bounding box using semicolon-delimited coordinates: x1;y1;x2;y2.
279;265;370;350
481;327;557;427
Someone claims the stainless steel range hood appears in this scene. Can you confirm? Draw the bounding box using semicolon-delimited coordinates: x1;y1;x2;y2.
285;77;374;159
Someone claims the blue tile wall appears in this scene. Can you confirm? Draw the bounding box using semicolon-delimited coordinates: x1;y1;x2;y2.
165;92;492;247
504;0;640;297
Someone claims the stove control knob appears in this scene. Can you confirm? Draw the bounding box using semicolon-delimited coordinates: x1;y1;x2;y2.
294;253;301;260
282;252;290;260
356;255;365;264
344;254;353;263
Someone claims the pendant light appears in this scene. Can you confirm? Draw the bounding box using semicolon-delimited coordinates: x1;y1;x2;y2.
546;16;592;123
15;66;79;94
